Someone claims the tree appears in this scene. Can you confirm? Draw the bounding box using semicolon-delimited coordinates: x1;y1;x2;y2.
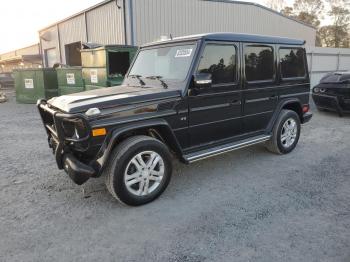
319;25;337;46
323;5;350;47
280;0;325;46
281;6;296;17
280;0;323;28
265;0;286;12
293;0;324;16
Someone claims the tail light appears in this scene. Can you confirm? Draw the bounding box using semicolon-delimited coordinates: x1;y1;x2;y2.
302;104;309;113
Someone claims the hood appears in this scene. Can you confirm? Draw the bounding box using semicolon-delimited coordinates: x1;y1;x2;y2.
319;72;350;84
48;85;181;114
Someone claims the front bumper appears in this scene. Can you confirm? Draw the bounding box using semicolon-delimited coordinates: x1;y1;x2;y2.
63;154;95;185
312;93;350;116
37;99;97;184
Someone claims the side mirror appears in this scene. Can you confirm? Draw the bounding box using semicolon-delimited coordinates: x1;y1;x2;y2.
193;73;212;89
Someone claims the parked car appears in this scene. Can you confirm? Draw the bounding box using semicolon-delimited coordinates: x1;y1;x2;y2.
312;72;350;116
0;72;14;89
37;33;312;206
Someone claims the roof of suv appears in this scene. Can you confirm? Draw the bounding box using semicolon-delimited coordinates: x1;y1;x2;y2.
144;32;305;47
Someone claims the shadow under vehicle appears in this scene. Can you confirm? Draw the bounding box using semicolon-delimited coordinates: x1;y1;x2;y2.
37;33;312;206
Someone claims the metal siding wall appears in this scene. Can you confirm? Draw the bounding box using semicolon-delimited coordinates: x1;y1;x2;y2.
39;26;60;66
131;0;316;46
0;51;16;60
15;44;40;56
306;46;350;88
86;1;125;45
58;14;87;64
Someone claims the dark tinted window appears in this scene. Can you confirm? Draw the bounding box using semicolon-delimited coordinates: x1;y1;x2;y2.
280;48;306;78
245;45;274;81
197;44;236;84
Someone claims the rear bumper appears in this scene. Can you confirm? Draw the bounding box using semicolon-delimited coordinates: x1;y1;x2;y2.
302;111;312;123
312;93;350;115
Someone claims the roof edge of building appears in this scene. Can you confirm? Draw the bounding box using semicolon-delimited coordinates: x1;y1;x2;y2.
38;0;115;32
0;43;40;57
38;0;317;34
202;0;316;30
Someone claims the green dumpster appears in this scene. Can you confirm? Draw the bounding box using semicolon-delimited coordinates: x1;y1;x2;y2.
56;67;84;95
81;45;137;90
14;68;58;104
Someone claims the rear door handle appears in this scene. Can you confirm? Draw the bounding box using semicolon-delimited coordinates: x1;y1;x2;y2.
269;95;278;100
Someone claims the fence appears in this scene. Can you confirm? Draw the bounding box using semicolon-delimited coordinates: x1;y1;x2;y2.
306;46;350;88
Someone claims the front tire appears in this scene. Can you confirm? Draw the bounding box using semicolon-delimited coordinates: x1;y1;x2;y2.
104;135;172;206
266;109;301;154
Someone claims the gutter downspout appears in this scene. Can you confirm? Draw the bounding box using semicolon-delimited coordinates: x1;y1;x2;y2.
123;0;128;45
57;24;63;64
124;0;135;46
84;12;89;42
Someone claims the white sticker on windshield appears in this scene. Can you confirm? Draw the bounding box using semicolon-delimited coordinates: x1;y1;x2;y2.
175;49;193;58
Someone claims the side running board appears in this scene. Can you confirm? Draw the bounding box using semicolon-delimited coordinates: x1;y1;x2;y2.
184;135;271;163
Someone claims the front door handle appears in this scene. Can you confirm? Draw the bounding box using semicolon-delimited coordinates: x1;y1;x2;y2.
230;100;241;105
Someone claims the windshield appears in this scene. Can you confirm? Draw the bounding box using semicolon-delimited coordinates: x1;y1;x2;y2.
128;44;196;82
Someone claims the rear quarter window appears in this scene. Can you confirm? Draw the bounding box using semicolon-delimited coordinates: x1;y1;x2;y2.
279;48;306;79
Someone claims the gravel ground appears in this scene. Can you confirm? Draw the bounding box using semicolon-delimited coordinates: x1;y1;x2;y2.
0;89;349;262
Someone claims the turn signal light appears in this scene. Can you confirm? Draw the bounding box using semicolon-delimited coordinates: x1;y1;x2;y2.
92;128;106;137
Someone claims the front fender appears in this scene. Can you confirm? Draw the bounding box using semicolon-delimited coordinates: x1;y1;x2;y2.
91;118;184;176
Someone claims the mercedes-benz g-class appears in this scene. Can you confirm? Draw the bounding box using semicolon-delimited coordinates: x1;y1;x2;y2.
38;33;312;206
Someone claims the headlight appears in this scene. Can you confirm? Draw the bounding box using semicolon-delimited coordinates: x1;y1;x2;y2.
61;118;87;139
313;87;320;93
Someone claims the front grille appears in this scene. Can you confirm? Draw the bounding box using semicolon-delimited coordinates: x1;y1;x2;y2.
313;95;335;108
41;108;57;134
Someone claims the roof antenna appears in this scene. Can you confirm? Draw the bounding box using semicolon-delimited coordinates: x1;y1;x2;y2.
170;34;173;40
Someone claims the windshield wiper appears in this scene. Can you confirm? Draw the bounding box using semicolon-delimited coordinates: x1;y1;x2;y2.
145;76;168;89
128;74;146;87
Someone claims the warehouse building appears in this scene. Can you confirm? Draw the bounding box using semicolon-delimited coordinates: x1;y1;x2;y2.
0;44;42;73
38;0;316;67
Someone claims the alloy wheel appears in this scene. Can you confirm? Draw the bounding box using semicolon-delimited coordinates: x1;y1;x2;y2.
124;151;165;196
280;118;298;148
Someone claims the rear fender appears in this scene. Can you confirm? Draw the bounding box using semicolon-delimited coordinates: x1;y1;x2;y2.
266;99;303;132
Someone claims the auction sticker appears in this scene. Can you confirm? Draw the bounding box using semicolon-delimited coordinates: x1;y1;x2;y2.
24;79;34;89
175;49;193;58
90;69;98;83
66;73;75;85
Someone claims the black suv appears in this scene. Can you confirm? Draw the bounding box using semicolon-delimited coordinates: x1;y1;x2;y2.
38;33;312;206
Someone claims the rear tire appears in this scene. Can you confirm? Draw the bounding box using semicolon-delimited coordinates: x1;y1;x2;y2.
266;109;301;154
104;135;172;206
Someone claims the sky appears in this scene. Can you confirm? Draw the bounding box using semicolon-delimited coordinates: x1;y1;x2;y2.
0;0;306;54
0;0;101;54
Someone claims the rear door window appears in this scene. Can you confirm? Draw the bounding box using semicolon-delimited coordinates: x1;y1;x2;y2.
244;45;274;82
279;48;306;79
